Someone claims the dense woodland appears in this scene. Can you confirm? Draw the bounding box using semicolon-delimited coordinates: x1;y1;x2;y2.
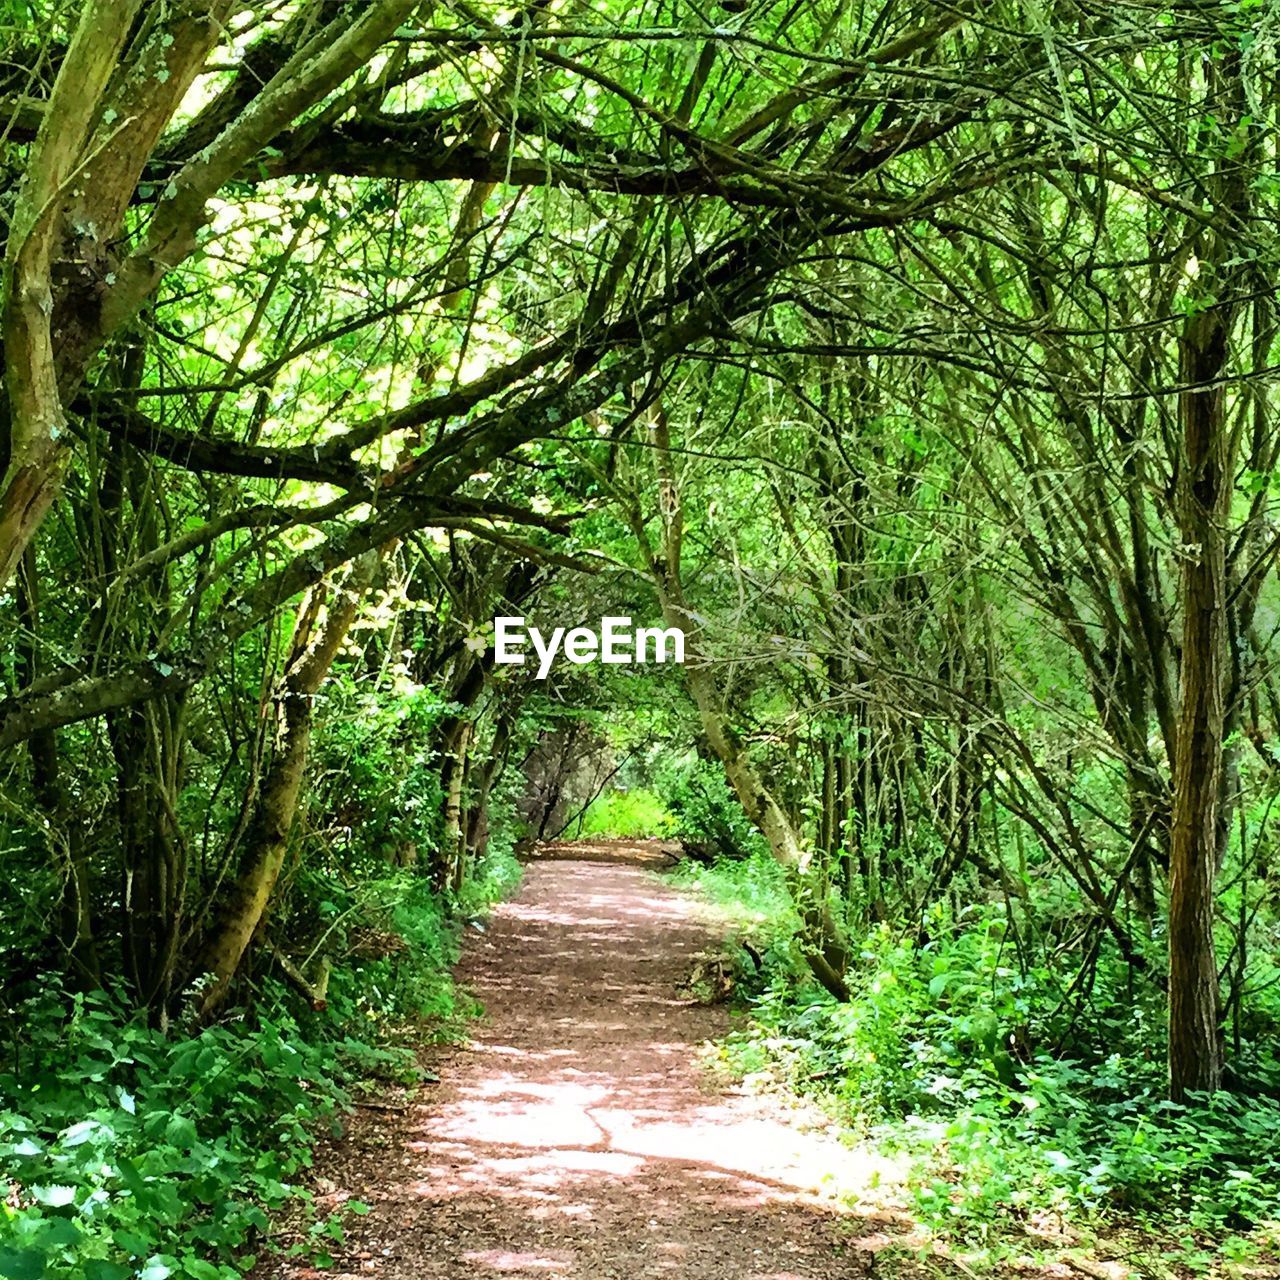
2;0;1280;1275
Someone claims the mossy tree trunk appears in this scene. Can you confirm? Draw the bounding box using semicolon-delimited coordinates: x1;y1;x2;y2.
196;550;379;1020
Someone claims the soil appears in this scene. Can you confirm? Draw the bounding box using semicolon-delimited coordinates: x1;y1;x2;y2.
253;843;914;1279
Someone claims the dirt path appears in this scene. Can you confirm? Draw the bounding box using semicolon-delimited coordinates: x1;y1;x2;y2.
264;850;904;1279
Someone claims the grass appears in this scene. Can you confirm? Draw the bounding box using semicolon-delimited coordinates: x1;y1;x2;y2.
572;788;676;840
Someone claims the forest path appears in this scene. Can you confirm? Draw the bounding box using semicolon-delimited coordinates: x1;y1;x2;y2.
262;846;908;1279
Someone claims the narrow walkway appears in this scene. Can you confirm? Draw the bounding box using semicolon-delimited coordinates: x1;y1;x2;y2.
267;854;901;1279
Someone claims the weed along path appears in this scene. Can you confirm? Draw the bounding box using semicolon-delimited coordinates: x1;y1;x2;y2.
258;844;906;1279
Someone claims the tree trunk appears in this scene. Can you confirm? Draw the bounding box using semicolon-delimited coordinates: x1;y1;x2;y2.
441;721;472;894
196;550;378;1019
1167;306;1230;1101
466;709;515;860
1166;52;1249;1103
0;1;146;587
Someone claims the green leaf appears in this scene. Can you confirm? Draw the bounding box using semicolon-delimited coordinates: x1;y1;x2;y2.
59;1120;100;1148
113;1230;152;1258
116;1157;146;1193
0;1248;45;1280
36;1220;80;1249
84;1263;132;1280
164;1114;198;1150
347;1200;371;1215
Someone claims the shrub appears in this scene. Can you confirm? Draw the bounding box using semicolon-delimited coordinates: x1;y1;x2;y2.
654;754;767;860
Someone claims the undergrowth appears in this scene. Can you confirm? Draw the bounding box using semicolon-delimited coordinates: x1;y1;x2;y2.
672;852;1280;1263
0;854;520;1280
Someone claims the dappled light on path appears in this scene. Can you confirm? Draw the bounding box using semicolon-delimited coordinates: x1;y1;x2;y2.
258;850;908;1279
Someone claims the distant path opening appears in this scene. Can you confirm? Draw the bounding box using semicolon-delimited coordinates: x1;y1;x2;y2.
260;849;904;1279
527;836;681;866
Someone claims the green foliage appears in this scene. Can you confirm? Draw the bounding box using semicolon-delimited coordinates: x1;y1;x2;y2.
0;984;358;1280
0;856;519;1278
573;788;675;839
309;680;452;866
654;754;767;860
898;1055;1280;1237
666;851;801;958
690;853;1280;1241
297;872;465;1037
6;0;1280;1264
